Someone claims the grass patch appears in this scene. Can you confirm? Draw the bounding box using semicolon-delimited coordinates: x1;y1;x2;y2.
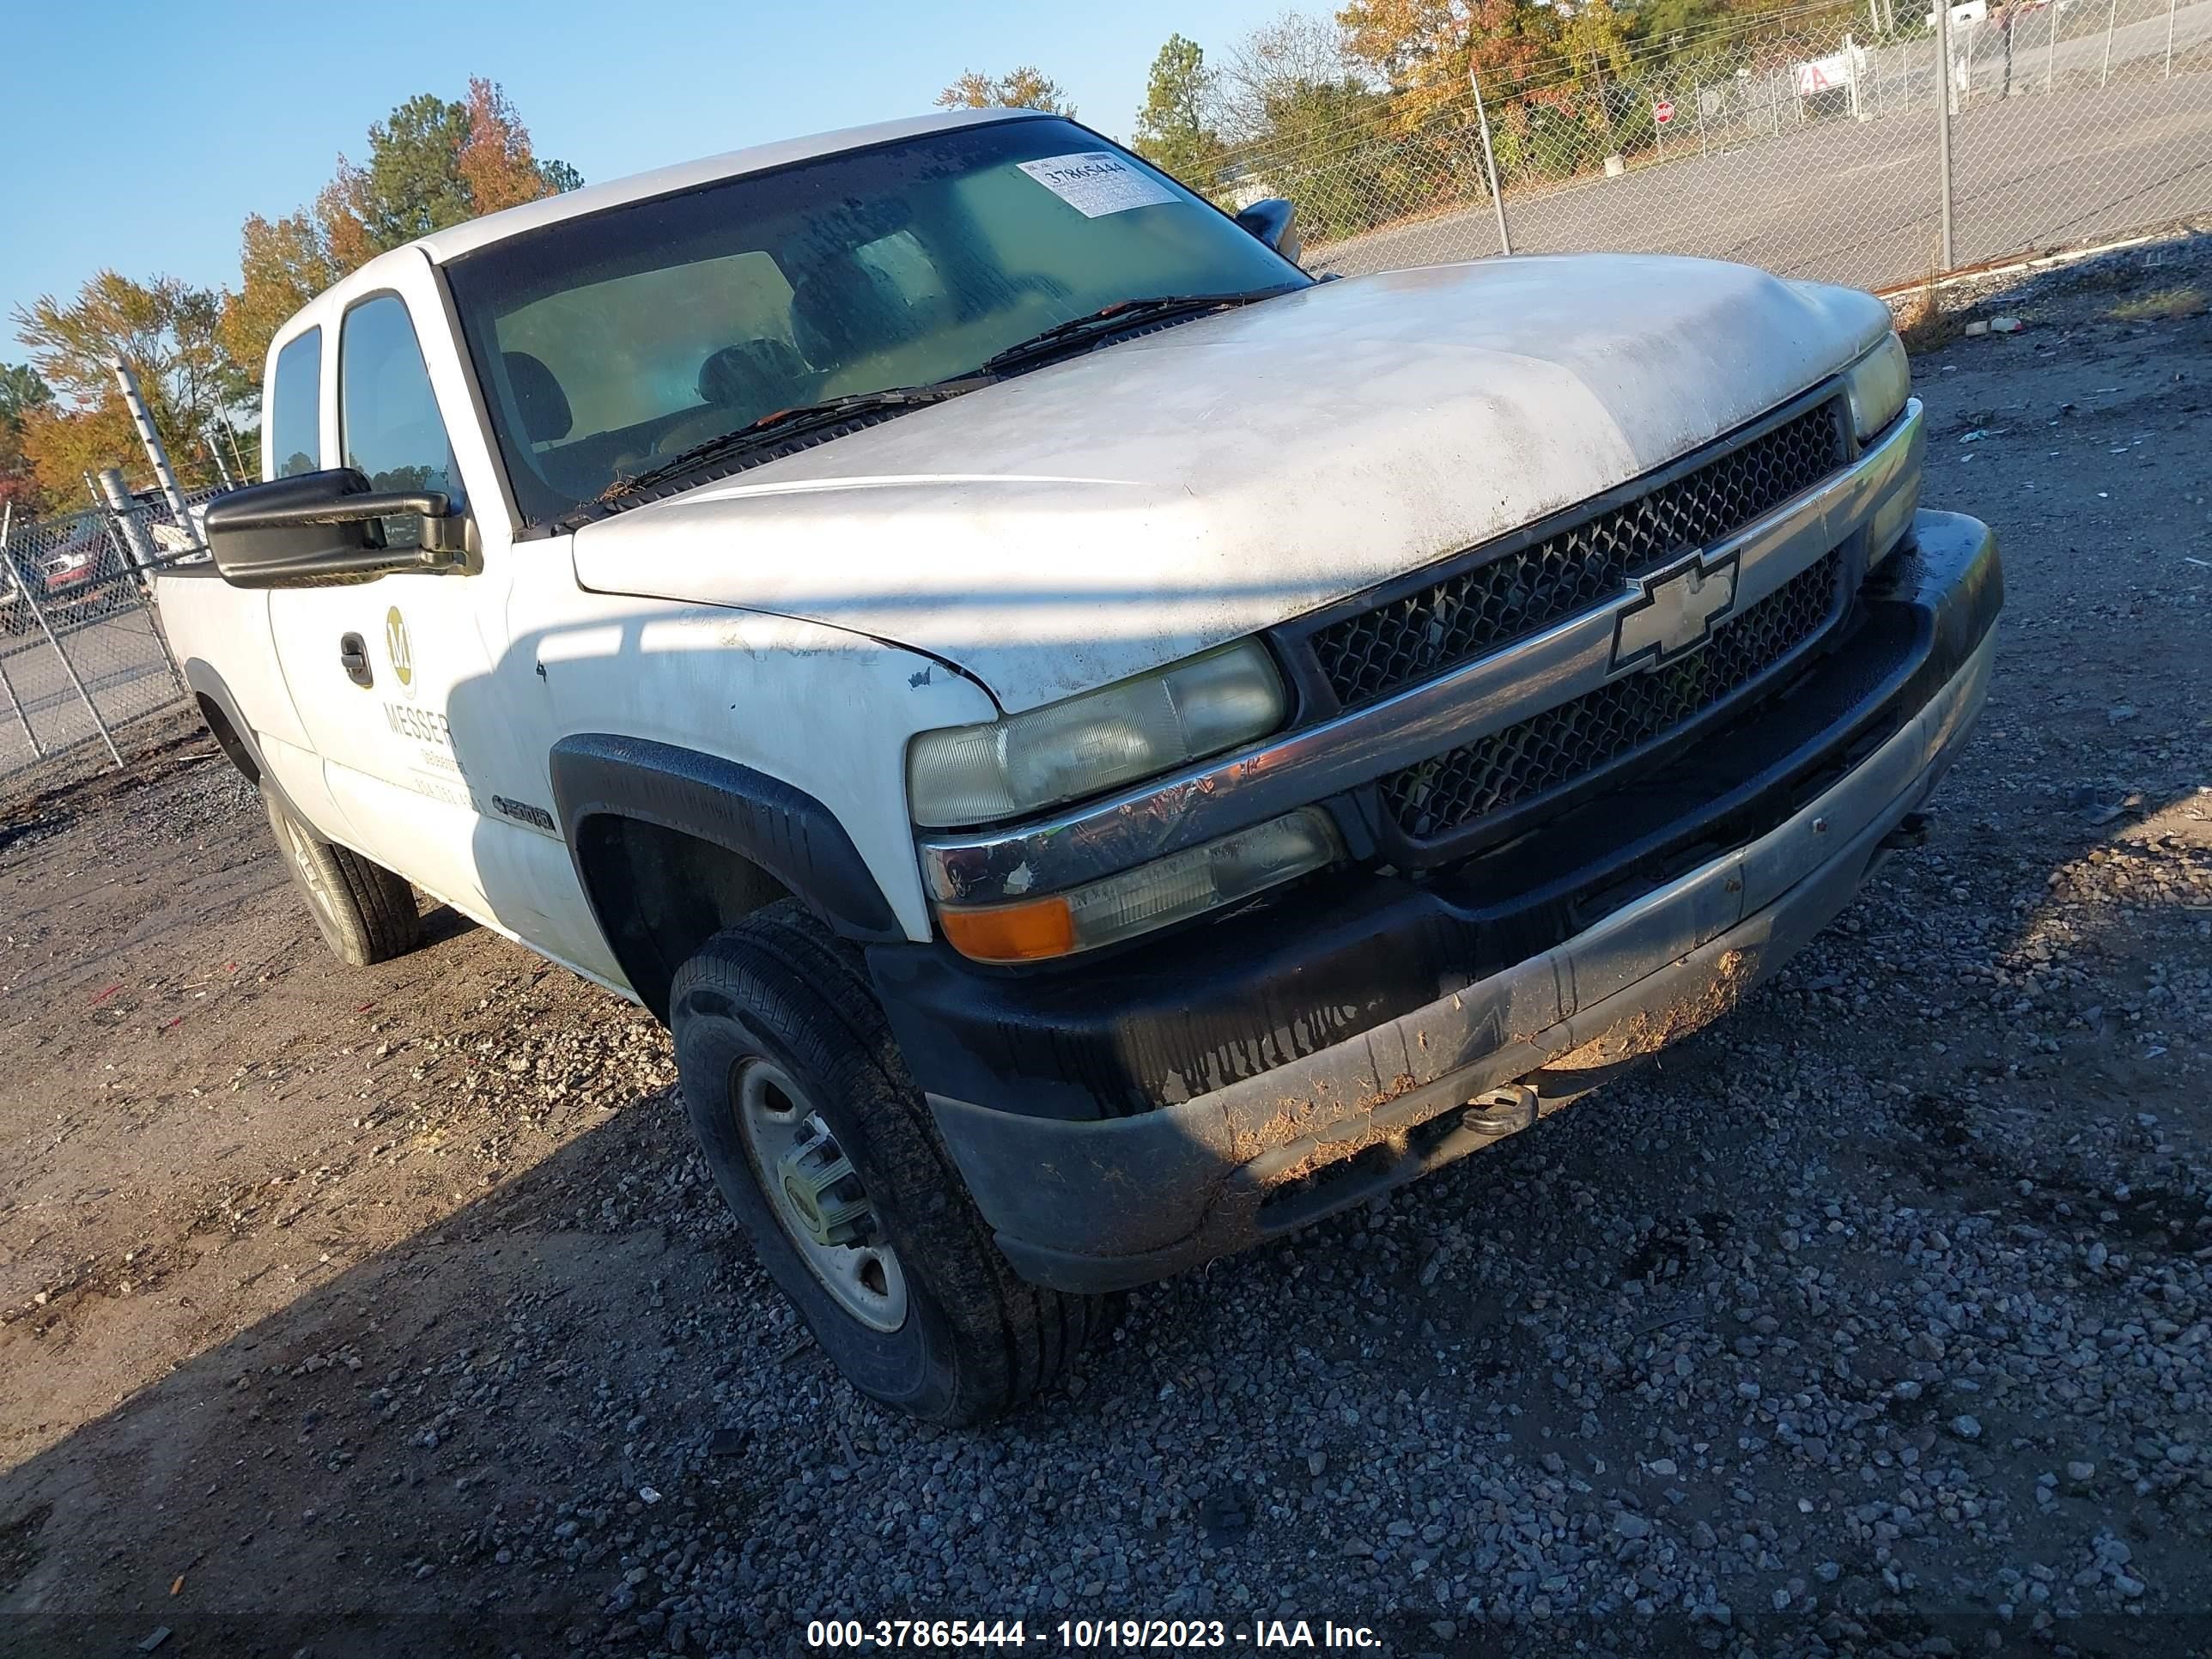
1894;288;1960;351
2112;286;2206;322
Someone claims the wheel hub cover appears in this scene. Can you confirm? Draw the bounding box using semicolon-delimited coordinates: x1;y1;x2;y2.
775;1123;873;1247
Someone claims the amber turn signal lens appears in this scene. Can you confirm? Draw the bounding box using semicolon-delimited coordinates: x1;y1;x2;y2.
937;896;1079;963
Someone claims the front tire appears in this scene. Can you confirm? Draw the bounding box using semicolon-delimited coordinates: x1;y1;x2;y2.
262;787;423;967
671;901;1115;1425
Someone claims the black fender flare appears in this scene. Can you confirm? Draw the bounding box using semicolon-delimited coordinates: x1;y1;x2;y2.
182;659;270;787
548;733;904;1012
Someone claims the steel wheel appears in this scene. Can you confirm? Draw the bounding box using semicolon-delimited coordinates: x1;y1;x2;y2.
732;1057;907;1333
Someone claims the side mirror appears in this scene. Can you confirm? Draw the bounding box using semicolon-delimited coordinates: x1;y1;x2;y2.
1234;198;1302;265
204;468;471;589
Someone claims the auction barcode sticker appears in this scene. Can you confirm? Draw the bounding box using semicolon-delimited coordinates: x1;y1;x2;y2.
1016;152;1176;217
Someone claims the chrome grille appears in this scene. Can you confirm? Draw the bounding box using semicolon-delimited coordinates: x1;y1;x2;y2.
1381;549;1842;842
1312;398;1847;709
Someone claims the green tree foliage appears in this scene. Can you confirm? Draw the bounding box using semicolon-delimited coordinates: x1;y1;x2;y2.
1626;0;1737;49
1133;34;1229;188
935;66;1076;114
221;80;580;387
0;362;54;511
349;93;477;248
9;274;246;501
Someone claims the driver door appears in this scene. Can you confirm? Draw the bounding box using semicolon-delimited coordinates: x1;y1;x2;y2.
266;257;522;931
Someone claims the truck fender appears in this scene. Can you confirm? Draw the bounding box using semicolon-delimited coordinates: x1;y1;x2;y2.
181;659;269;787
547;733;904;1016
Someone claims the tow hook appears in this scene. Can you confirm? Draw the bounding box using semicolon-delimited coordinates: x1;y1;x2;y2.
1461;1083;1540;1142
775;1121;875;1248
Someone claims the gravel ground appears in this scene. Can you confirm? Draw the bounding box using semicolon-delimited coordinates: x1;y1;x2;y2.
1;240;2209;1659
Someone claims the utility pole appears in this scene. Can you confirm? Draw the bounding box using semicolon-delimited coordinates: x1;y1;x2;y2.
1469;66;1513;256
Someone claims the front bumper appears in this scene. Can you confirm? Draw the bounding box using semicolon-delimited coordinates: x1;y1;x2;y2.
884;510;2001;1292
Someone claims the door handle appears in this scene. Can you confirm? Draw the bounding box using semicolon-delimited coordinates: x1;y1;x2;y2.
338;633;374;688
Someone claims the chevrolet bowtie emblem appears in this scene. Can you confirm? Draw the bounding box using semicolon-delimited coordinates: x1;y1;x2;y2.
1610;550;1740;674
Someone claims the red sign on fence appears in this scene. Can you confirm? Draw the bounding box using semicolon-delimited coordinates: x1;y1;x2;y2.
1654;100;1675;125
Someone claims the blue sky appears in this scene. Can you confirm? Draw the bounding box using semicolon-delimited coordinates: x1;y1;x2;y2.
4;0;1290;360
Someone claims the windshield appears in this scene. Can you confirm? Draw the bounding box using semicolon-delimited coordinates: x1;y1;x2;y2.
444;116;1308;526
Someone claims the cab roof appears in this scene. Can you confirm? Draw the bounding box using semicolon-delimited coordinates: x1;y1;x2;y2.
412;106;1052;265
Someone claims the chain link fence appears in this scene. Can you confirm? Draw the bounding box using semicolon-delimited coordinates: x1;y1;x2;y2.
1221;0;2211;291
0;485;220;790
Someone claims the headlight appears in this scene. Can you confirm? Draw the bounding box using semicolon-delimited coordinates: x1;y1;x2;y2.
1844;332;1910;442
908;640;1287;829
937;808;1341;963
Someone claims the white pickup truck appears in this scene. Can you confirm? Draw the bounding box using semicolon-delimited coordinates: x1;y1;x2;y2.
163;106;1999;1425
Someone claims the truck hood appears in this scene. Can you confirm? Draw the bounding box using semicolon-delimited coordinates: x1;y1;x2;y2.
571;254;1888;713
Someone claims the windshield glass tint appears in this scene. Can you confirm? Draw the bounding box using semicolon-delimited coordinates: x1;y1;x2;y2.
444;118;1306;525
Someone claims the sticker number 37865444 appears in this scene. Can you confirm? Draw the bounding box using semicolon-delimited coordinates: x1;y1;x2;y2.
1015;152;1177;218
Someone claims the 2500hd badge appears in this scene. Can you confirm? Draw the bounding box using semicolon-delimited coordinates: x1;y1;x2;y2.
162;104;1996;1425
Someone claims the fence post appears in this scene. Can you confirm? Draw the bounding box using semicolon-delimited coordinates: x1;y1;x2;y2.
1936;0;1958;271
0;647;40;760
2049;0;2060;90
1468;68;1513;257
2167;0;2178;76
97;469;188;693
10;550;122;770
218;416;249;483
110;357;203;552
2101;0;2118;84
0;503;38;760
96;470;159;575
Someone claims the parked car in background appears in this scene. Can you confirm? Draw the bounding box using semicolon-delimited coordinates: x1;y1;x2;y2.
34;517;120;615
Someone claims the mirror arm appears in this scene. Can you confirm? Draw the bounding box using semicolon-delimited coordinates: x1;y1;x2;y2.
210;489;452;534
216;543;466;589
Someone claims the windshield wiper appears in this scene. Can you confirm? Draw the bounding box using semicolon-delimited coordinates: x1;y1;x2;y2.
976;288;1299;376
591;378;994;509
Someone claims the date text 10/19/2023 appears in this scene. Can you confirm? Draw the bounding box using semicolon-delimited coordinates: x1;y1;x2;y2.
805;1620;1383;1650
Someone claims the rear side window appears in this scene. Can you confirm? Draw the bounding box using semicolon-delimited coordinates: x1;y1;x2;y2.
268;329;322;478
339;295;459;546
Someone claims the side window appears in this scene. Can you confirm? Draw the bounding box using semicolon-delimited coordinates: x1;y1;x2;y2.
340;295;459;548
268;328;322;478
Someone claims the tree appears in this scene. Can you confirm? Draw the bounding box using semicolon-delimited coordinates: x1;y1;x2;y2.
9;273;247;501
0;363;50;427
1133;34;1228;188
217;210;340;380
1216;11;1360;143
0;362;52;511
1558;0;1633;91
1337;0;1559;112
1245;76;1403;238
349;93;478;249
220;81;581;387
934;66;1075;114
